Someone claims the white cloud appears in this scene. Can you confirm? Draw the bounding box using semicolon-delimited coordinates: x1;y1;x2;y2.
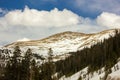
0;7;120;46
0;8;8;15
0;8;3;13
97;12;120;28
0;6;80;27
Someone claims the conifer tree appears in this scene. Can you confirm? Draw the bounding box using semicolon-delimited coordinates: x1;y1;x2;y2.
30;59;39;80
39;48;56;80
5;46;21;80
21;48;32;80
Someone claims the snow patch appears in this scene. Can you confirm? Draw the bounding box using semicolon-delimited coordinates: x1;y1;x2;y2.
17;38;30;42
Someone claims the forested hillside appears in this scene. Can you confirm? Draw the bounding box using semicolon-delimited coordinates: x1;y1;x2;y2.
0;30;120;80
56;30;120;80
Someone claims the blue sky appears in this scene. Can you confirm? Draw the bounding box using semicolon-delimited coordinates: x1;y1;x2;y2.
0;0;120;45
1;0;120;18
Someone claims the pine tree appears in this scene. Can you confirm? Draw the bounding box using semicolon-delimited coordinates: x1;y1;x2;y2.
30;59;39;80
48;48;56;80
5;46;22;80
21;48;32;80
39;48;56;80
21;48;40;80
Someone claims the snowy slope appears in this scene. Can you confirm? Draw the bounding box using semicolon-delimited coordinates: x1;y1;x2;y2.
106;60;120;80
60;59;120;80
59;67;88;80
4;29;117;60
106;70;120;80
17;38;30;42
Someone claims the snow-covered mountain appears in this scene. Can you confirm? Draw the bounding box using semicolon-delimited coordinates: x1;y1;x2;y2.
4;29;117;59
1;29;120;80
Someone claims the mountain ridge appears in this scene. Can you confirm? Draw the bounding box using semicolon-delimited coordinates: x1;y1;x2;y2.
5;29;119;48
2;29;119;60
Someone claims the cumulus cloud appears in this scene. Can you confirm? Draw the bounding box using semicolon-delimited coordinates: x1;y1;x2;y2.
0;7;119;46
0;6;80;27
97;12;120;28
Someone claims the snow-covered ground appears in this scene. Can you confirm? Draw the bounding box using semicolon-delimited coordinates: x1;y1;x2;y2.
60;59;120;80
106;61;120;80
106;70;120;80
59;67;88;80
17;38;31;42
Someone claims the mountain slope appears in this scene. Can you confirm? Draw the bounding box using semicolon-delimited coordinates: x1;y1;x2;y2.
1;29;120;80
4;29;117;59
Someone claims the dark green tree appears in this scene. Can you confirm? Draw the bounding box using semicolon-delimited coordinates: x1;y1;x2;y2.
21;48;32;80
39;48;56;80
5;46;21;80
